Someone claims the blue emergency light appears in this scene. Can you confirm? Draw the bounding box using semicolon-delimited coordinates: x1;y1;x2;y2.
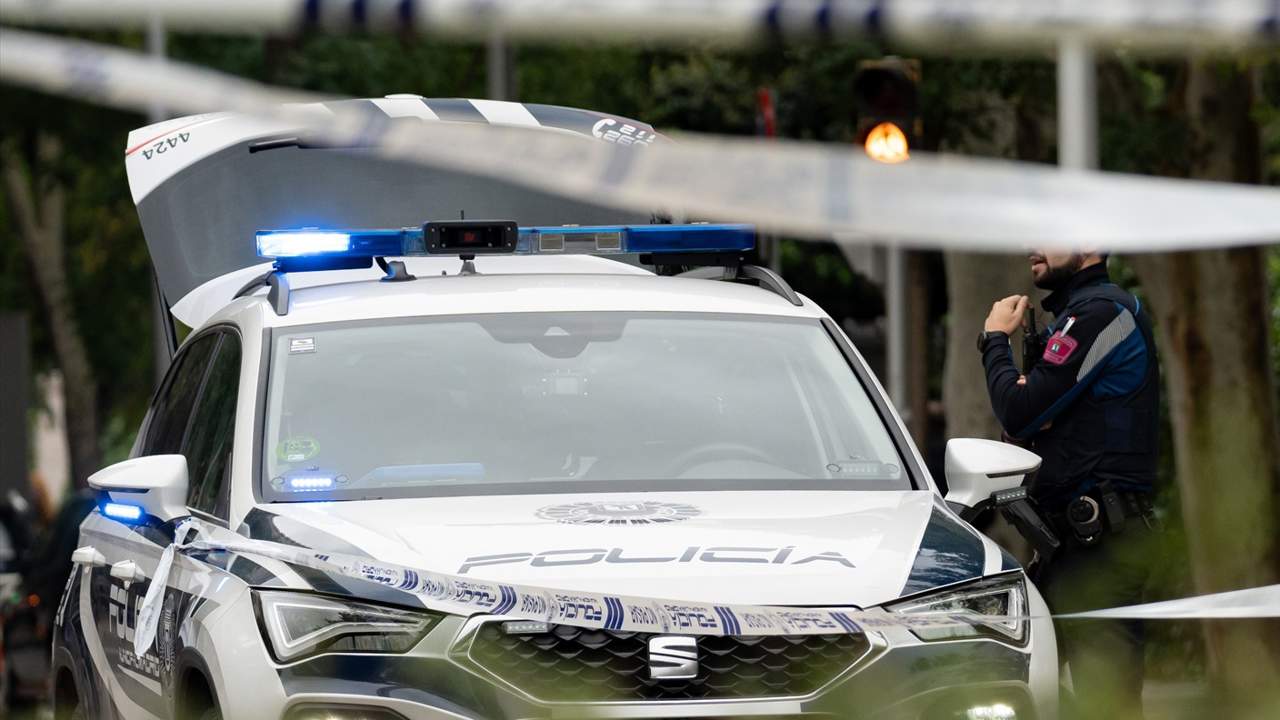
256;228;414;260
287;475;336;491
254;221;754;262
101;501;144;523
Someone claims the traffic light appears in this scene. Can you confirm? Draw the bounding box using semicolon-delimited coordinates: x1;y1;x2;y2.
853;58;920;164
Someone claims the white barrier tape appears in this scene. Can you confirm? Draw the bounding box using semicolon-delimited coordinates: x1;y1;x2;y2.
3;29;1279;252
132;533;181;655
1057;584;1280;620
1;0;1277;51
128;517;1280;655
177;524;921;637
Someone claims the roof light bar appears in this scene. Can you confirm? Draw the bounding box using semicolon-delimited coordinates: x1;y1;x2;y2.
254;221;752;280
254;222;754;265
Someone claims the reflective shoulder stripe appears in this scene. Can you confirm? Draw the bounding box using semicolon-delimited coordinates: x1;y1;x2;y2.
1076;307;1137;381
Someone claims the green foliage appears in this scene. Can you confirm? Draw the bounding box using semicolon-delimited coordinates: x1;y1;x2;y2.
1270;247;1280;380
1255;58;1280;380
1261;60;1280;184
1099;60;1194;176
918;57;1055;157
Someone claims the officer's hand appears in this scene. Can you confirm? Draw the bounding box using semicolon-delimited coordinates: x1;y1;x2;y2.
985;295;1029;335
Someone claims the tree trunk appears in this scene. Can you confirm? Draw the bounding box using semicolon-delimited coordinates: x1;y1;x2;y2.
1129;61;1280;713
2;135;101;489
943;252;1033;441
941;92;1040;442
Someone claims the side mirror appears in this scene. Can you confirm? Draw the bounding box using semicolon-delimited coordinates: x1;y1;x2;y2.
943;438;1041;509
88;455;189;523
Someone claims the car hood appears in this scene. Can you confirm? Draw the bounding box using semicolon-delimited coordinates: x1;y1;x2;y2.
125;100;657;328
251;490;1005;608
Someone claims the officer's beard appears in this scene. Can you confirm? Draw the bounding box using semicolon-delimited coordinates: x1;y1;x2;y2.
1034;253;1085;291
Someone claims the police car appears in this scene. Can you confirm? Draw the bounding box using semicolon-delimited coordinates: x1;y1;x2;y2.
53;98;1057;720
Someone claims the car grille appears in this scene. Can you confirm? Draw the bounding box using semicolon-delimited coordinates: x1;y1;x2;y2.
467;622;871;702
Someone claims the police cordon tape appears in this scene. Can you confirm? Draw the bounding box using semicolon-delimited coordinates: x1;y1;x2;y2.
3;29;1279;252
1;0;1277;51
130;517;1280;657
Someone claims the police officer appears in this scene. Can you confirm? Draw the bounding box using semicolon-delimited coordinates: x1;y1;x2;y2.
976;247;1160;718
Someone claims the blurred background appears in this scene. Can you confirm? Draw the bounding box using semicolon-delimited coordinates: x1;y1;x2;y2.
1;28;1278;717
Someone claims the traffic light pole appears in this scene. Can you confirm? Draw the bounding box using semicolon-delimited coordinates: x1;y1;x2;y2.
886;244;907;420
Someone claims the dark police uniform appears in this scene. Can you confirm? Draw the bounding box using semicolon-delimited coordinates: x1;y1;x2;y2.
977;263;1160;718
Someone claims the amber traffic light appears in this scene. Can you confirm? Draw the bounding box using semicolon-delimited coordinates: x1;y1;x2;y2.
854;58;920;163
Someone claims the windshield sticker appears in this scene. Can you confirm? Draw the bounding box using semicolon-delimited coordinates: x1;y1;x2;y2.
536;501;701;526
288;337;316;354
591;118;656;146
276;436;320;463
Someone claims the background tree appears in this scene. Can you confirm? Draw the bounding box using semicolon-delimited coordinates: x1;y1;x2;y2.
1106;59;1280;713
1;75;154;485
1;134;100;487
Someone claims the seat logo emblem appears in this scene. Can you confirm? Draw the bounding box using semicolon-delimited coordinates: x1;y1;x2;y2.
648;635;698;680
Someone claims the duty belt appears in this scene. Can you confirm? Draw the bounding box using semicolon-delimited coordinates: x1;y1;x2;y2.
1048;487;1156;543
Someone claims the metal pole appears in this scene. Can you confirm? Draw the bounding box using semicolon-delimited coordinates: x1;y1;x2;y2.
487;32;513;100
886;245;907;418
147;16;172;385
1057;36;1097;170
146;16;166;123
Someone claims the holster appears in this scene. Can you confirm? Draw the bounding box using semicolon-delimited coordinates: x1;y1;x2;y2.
991;487;1061;568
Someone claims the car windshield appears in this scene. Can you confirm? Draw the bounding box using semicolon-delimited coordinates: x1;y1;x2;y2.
262;312;911;501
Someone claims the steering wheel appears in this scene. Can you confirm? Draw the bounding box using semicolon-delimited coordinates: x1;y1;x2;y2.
662;442;780;476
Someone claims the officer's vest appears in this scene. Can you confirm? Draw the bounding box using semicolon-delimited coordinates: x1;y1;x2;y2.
1029;282;1161;508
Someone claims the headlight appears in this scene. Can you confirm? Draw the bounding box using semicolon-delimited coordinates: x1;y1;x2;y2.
253;590;441;663
888;574;1028;644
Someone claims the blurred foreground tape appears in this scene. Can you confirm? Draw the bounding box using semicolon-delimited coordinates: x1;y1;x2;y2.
2;29;1278;252
1;0;1277;51
1057;584;1280;620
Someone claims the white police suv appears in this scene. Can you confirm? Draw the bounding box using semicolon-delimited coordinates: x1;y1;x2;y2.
54;99;1056;720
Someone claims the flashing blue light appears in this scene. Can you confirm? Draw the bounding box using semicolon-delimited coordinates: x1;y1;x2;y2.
102;502;144;523
256;231;352;257
287;476;335;491
255;228;420;260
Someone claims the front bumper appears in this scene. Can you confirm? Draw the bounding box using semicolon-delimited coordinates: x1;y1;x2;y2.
265;616;1047;720
206;575;1057;720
